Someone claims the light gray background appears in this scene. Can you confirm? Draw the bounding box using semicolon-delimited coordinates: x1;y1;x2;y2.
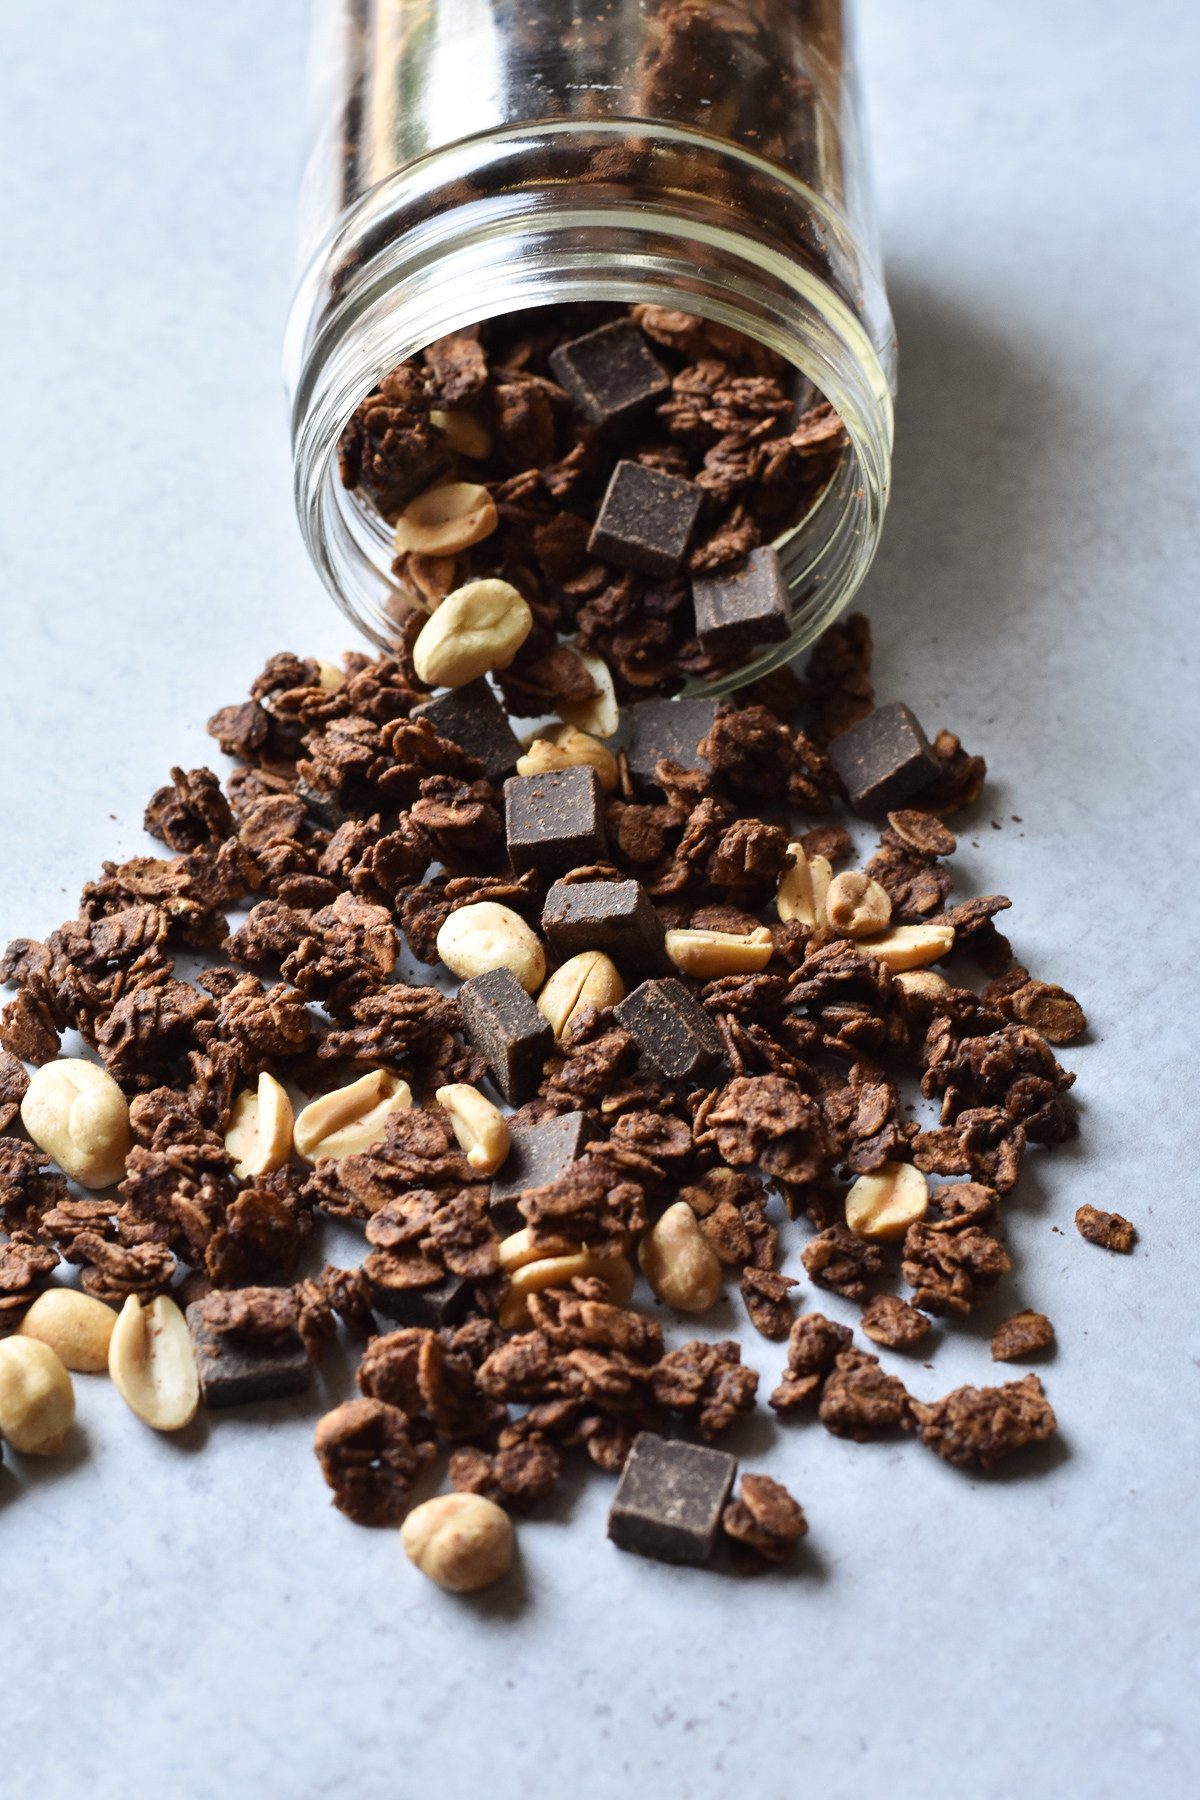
1;3;1197;1796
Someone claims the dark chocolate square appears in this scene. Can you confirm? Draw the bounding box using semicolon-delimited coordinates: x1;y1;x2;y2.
588;461;704;579
412;678;522;784
608;1432;737;1566
504;766;608;877
692;546;792;659
459;966;555;1104
369;1270;473;1329
626;698;718;792
826;701;942;815
548;320;672;432
489;1110;597;1230
614;978;723;1082
295;776;369;833
186;1305;312;1409
541;878;671;981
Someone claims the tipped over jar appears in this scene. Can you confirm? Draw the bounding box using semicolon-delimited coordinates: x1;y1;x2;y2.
285;0;896;708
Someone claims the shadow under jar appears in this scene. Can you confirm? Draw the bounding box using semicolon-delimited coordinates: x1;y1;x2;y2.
285;0;896;702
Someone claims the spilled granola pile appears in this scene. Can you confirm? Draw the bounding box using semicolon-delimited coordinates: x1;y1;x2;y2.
0;613;1120;1573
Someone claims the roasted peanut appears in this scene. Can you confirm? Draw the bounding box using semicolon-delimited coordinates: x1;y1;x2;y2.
18;1289;116;1373
294;1069;412;1163
894;969;953;1006
224;1071;294;1179
392;480;498;558
556;648;618;738
499;1227;579;1273
412;578;531;687
0;1337;75;1454
665;926;773;977
857;922;955;971
437;902;546;993
499;1245;635;1329
776;846;832;927
536;951;625;1037
401;1492;514;1592
825;869;892;938
429;407;493;460
405;552;459;605
498;1227;633;1273
20;1057;131;1189
845;1162;929;1241
638;1202;723;1313
316;659;345;690
435;1084;510;1176
108;1294;199;1432
516;724;619;793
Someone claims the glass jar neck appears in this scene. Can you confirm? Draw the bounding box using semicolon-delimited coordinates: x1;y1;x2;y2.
287;122;895;693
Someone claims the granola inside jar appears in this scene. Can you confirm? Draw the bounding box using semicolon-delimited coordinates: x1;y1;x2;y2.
286;0;896;702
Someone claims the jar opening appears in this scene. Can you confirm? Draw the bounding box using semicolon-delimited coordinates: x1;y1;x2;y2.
288;127;894;697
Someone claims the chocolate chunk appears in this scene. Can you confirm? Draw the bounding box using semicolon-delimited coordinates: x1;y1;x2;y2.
615;977;723;1082
827;701;943;815
541;878;670;980
295;776;368;832
691;547;792;659
412;679;522;785
459;966;554;1104
608;1431;737;1566
504;767;608;877
588;461;704;578
548;319;671;432
489;1110;597;1230
186;1304;312;1408
369;1270;473;1329
626;698;718;792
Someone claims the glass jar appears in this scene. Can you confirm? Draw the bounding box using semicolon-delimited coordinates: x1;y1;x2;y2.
284;0;896;696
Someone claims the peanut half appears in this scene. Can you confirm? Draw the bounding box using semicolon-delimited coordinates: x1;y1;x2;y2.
435;1084;510;1176
224;1071;294;1179
498;1239;635;1329
776;845;832;927
18;1289;117;1373
665;927;773;978
20;1057;132;1190
402;1492;514;1592
0;1337;75;1454
108;1294;199;1432
392;480;498;558
825;870;892;938
638;1202;722;1313
294;1069;412;1163
856;922;955;971
894;968;953;1002
437;902;546;993
516;725;619;793
845;1162;929;1241
556;649;619;738
412;579;532;688
429;407;493;461
537;951;625;1037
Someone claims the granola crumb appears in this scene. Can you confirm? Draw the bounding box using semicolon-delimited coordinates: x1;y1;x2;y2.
1074;1205;1134;1253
